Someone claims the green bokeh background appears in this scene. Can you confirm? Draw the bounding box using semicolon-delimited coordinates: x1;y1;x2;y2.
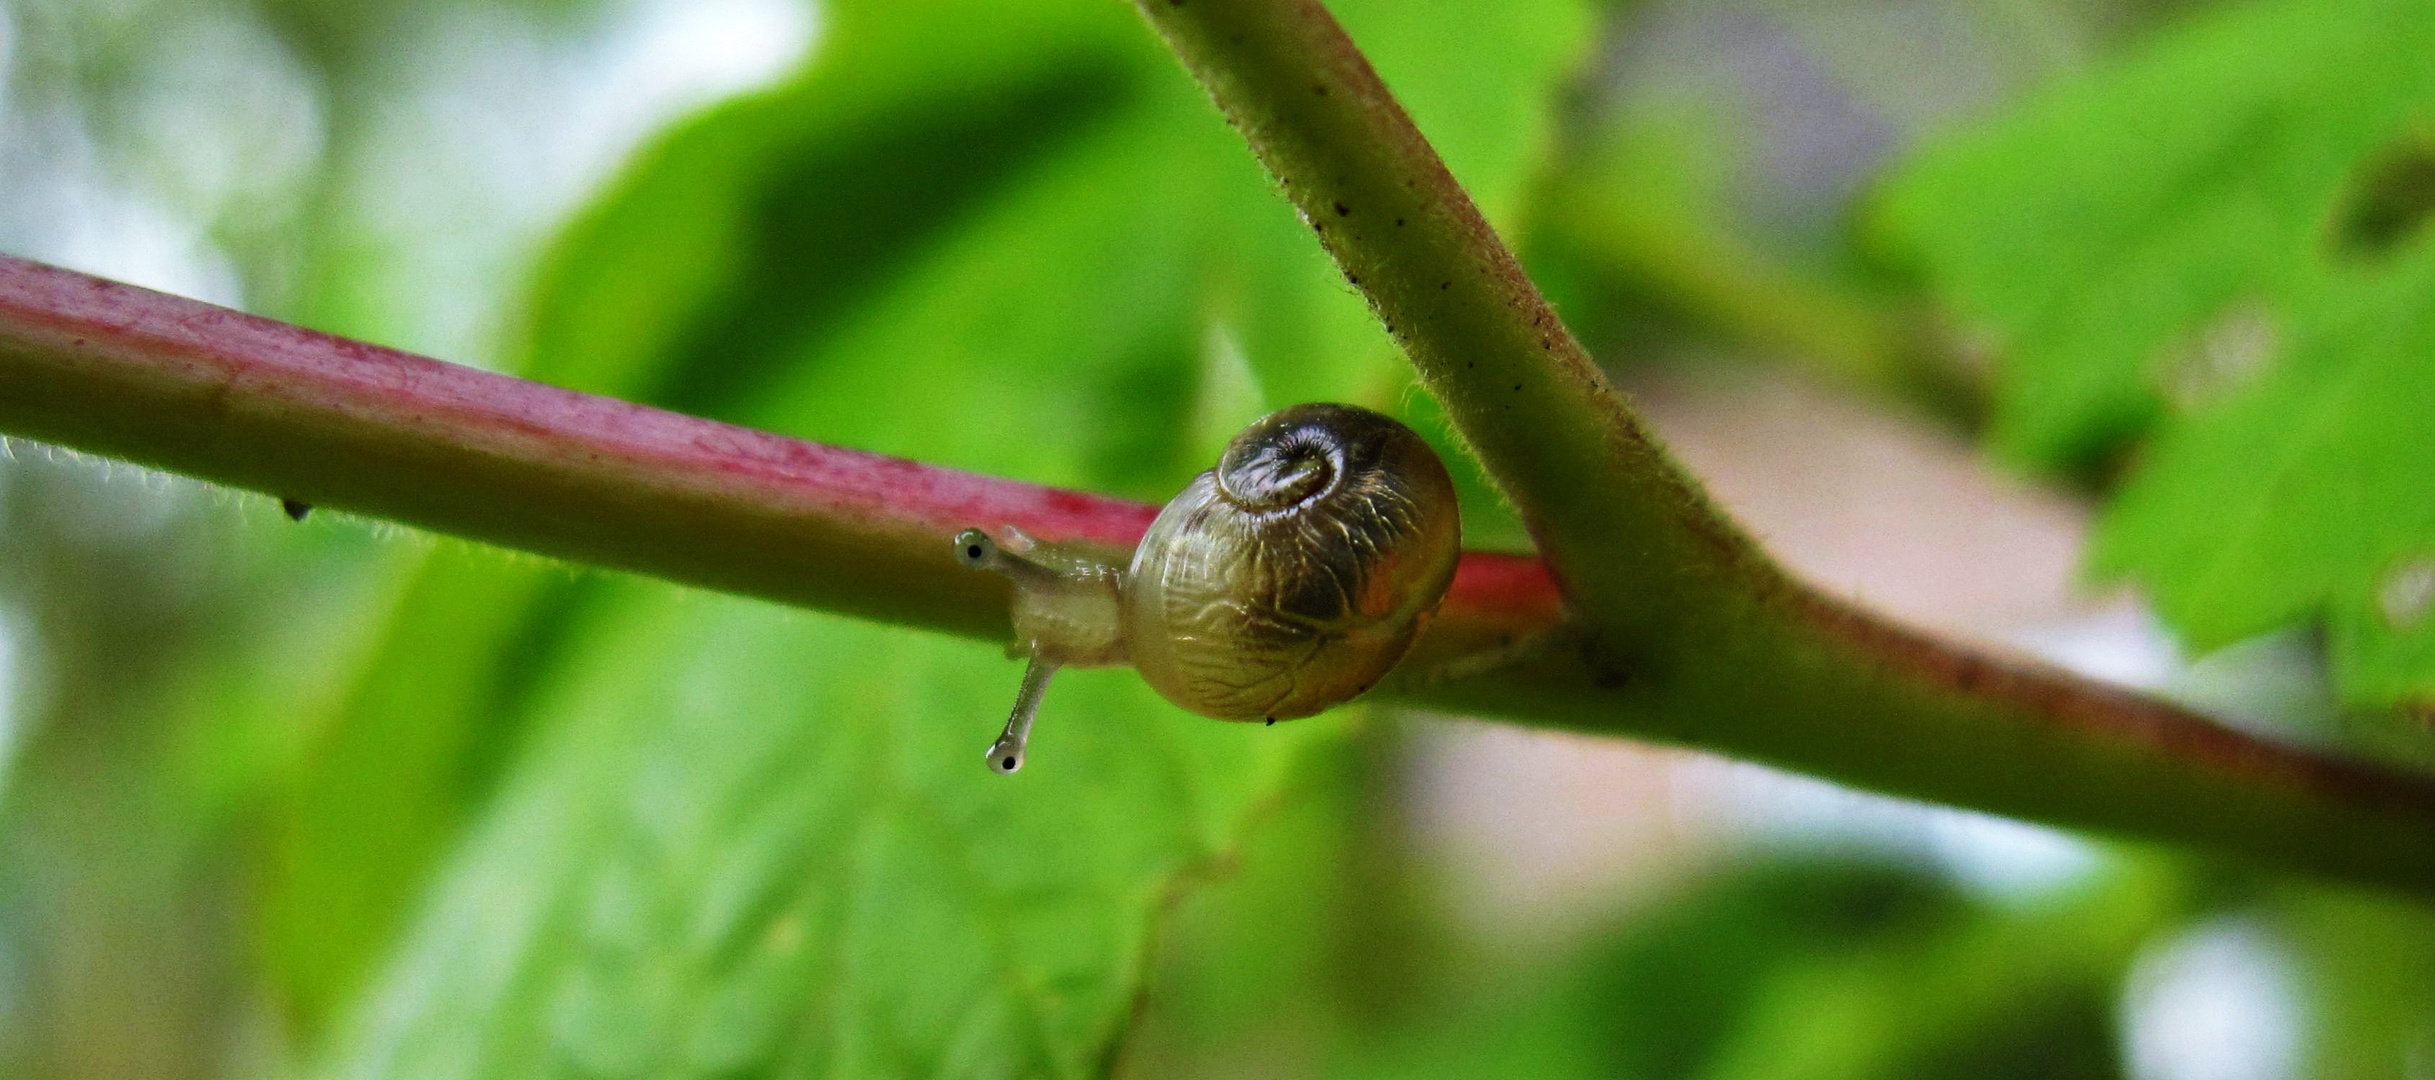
5;0;2435;1077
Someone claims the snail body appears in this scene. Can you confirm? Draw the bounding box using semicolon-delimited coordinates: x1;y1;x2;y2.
957;402;1460;773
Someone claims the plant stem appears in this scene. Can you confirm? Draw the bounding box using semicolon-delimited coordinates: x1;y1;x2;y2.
1127;0;2435;893
0;255;1147;639
3;255;2435;892
0;254;1550;655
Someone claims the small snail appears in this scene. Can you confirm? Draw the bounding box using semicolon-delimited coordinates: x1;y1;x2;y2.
956;402;1461;773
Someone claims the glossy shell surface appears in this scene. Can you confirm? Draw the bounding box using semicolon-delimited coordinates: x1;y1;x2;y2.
1122;403;1460;721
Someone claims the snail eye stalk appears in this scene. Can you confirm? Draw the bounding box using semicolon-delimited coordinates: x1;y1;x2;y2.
986;656;1059;774
954;528;996;569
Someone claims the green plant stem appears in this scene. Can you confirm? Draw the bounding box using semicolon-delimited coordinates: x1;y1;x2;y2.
1129;0;2435;893
1135;0;1741;646
3;255;2435;893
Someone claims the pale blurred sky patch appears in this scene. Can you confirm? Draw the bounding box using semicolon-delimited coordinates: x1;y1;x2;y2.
2122;917;2308;1080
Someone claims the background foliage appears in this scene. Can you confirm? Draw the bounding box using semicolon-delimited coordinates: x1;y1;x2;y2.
5;0;2435;1077
1873;0;2435;724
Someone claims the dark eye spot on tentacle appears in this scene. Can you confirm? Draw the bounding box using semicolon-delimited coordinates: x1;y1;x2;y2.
953;529;997;568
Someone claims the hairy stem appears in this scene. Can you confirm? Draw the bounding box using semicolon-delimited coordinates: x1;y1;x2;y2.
1128;0;2435;893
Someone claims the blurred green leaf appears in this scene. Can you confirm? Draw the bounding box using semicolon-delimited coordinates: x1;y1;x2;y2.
1689;865;2167;1080
275;0;1590;1072
2093;252;2435;706
1874;0;2435;705
2273;883;2435;1080
1116;724;1454;1079
1306;856;2167;1080
518;0;1150;414
328;584;1326;1078
1538;107;1918;398
260;550;591;1033
1578;858;1974;1080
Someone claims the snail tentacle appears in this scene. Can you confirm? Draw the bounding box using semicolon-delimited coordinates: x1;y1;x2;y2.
986;655;1059;774
950;526;1127;774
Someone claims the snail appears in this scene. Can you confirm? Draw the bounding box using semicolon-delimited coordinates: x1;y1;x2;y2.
955;402;1461;773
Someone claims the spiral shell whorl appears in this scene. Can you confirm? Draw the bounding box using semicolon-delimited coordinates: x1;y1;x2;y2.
1215;415;1343;512
1124;403;1461;722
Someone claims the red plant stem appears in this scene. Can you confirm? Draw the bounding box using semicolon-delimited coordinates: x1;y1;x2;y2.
0;253;1549;651
7;254;2435;891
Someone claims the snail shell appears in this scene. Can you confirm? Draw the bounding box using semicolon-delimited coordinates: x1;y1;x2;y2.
957;402;1461;771
1123;403;1461;721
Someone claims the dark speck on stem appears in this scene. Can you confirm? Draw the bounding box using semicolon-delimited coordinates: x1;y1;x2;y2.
281;498;312;522
1334;202;1350;216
